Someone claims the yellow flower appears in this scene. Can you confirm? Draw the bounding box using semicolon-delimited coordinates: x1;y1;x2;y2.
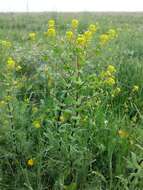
105;77;115;86
7;57;16;70
71;19;79;29
66;31;74;40
76;34;86;46
29;32;36;41
48;19;55;28
88;24;97;33
33;120;41;128
45;28;56;37
107;65;116;73
118;130;129;138
107;29;118;39
84;31;92;41
132;85;139;92
100;34;110;45
112;87;121;97
0;40;12;48
27;159;34;167
101;70;112;78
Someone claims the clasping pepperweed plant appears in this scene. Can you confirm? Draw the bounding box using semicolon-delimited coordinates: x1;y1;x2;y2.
0;16;143;190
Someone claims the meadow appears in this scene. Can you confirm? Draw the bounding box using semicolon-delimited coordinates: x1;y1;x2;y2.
0;12;143;190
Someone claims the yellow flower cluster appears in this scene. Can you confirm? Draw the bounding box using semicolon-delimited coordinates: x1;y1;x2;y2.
29;32;36;41
100;34;110;45
45;19;56;37
0;40;12;48
66;31;74;41
27;159;34;166
107;65;116;73
105;77;116;86
76;34;86;46
48;19;55;28
107;29;118;39
101;65;116;86
7;57;16;70
33;120;41;128
112;87;121;97
84;31;92;42
65;21;99;46
88;24;97;33
100;29;117;45
132;85;139;92
6;57;22;72
46;28;56;37
71;19;79;29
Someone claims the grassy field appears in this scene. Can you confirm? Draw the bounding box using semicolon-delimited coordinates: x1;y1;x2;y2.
0;13;143;190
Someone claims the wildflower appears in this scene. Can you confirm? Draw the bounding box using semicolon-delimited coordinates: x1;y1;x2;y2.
0;40;12;48
45;28;56;37
132;85;139;92
27;159;34;167
48;19;55;28
105;77;115;86
112;87;121;97
76;34;86;46
107;29;118;39
105;70;112;77
29;32;36;41
88;24;97;33
101;70;112;78
84;31;92;41
71;19;79;29
7;57;16;70
100;34;110;45
107;65;116;73
33;120;41;128
66;31;74;40
118;130;129;138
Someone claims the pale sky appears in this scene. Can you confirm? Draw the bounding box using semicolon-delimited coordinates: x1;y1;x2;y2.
0;0;143;12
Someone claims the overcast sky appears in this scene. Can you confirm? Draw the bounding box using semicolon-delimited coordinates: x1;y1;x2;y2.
0;0;143;12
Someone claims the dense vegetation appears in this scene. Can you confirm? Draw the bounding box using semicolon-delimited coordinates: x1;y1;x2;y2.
0;13;143;190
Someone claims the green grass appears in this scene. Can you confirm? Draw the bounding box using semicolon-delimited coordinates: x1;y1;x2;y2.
0;13;143;190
